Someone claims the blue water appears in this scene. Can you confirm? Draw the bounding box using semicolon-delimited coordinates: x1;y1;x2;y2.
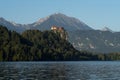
0;61;120;80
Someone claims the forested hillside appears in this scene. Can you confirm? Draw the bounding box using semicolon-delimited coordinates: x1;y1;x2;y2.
0;25;97;61
0;25;120;61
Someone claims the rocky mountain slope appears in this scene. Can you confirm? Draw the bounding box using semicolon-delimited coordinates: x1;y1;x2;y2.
0;13;92;32
28;13;93;31
69;30;120;53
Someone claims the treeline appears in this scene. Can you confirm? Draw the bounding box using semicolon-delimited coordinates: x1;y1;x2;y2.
97;53;120;61
0;25;120;61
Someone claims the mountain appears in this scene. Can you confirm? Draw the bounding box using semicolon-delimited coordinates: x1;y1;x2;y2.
0;13;120;53
0;17;25;32
28;13;93;31
101;27;113;32
69;30;120;53
0;13;92;32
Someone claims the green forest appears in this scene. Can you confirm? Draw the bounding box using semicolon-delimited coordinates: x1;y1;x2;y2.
0;25;120;61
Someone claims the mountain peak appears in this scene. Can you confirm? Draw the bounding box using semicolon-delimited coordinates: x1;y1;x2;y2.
101;27;113;32
51;13;66;16
32;13;66;27
49;13;68;19
29;13;93;31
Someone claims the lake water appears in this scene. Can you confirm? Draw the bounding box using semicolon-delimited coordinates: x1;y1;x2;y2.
0;61;120;80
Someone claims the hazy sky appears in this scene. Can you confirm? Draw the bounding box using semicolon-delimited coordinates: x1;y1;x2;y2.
0;0;120;31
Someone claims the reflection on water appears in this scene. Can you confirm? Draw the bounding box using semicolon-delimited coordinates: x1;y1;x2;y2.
0;61;120;80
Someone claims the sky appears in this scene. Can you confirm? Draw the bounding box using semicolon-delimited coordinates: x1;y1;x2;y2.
0;0;120;31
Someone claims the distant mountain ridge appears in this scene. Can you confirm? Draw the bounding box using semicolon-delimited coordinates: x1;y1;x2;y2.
101;27;113;32
0;13;120;53
29;13;93;31
0;17;25;32
0;13;93;32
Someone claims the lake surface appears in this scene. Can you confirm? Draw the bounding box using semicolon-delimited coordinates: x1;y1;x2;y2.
0;61;120;80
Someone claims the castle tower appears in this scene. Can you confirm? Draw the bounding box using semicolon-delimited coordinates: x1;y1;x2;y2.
51;26;68;40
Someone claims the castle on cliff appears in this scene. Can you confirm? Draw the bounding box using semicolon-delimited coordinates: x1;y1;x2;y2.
51;26;68;40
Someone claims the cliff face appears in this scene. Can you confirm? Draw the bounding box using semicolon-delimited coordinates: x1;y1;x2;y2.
51;26;68;40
